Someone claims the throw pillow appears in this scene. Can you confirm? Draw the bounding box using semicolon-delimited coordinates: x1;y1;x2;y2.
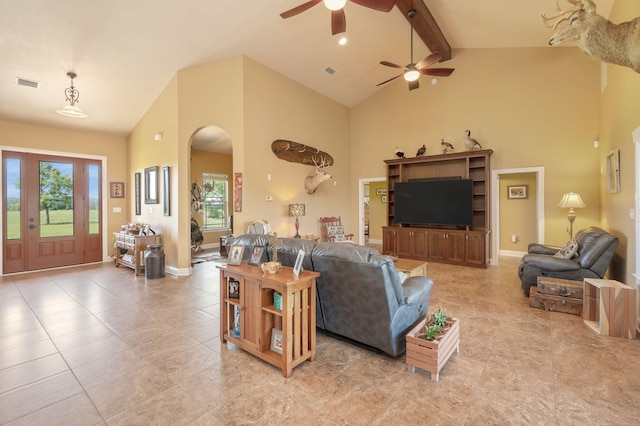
327;225;345;242
554;238;579;259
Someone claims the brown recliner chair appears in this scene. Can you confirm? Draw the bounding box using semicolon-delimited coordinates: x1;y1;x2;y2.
518;227;619;296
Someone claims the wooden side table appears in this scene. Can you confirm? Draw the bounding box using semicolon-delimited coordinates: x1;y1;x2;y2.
218;263;320;377
114;232;162;275
583;278;636;339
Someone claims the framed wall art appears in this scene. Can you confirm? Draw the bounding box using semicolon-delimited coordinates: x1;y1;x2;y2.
607;149;620;193
270;328;283;354
134;172;141;215
163;166;170;216
110;182;124;198
144;166;158;204
507;185;528;199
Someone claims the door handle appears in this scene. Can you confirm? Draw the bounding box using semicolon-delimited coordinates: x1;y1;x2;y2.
29;224;37;230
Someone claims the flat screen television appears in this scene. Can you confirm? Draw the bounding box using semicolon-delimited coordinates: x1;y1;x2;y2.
394;178;473;227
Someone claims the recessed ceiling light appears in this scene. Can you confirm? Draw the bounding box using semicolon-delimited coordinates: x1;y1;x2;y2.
338;37;347;45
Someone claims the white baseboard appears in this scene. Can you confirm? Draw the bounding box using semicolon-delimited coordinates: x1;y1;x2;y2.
500;249;526;258
166;265;191;276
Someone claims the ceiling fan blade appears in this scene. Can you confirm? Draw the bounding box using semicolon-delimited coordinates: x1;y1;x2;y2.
331;9;346;35
416;52;443;70
380;60;403;69
376;74;401;86
408;79;420;91
421;68;455;77
349;0;397;12
280;0;323;19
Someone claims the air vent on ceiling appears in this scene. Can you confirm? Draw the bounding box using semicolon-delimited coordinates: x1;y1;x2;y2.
324;66;336;75
16;77;40;89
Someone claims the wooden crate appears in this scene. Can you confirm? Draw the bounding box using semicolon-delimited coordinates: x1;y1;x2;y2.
406;317;460;382
583;278;636;339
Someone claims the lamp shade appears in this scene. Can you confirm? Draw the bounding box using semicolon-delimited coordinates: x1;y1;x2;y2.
557;193;586;209
289;203;305;217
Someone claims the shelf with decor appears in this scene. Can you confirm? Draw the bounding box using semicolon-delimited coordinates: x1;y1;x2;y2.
383;149;492;268
218;262;320;377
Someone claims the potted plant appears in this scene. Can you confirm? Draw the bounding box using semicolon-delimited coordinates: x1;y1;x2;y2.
406;307;459;381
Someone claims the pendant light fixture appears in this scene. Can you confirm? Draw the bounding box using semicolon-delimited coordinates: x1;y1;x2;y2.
56;72;87;118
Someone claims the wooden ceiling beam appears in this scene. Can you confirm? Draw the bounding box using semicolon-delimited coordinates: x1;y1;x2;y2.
396;0;451;61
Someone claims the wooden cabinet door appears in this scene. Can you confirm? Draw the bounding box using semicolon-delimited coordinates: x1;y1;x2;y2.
397;228;413;258
446;231;465;263
412;230;429;258
428;230;447;261
382;227;397;256
465;232;486;266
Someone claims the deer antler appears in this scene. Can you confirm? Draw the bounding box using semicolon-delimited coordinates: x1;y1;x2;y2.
312;154;329;169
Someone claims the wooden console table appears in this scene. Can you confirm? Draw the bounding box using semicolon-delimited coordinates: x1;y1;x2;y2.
218;263;319;377
114;232;162;276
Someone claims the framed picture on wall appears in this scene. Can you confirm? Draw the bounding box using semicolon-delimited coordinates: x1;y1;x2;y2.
507;185;528;199
110;182;124;198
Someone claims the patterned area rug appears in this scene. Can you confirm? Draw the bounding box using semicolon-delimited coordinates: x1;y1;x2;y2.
191;250;226;264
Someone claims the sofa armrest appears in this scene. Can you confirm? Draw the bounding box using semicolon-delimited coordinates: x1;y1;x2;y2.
527;243;561;255
402;276;433;305
521;254;581;272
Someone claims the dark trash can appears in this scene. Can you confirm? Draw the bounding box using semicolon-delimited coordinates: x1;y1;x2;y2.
145;244;165;279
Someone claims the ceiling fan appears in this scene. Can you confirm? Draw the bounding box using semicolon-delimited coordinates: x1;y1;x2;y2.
280;0;397;36
377;9;455;91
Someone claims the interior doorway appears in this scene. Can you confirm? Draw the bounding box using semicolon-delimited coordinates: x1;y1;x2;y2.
358;177;386;246
491;167;544;265
189;125;233;256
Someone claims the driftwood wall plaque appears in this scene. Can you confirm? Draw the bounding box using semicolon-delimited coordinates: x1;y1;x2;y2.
271;140;334;166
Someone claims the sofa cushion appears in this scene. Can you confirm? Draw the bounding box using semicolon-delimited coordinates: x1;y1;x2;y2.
327;225;346;241
554;239;579;259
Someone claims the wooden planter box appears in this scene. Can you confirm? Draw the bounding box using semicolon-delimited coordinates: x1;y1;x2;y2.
406;317;460;382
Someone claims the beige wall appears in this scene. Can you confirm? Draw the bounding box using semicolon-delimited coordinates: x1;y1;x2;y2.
0;119;127;261
190;148;233;246
598;0;640;286
241;57;351;239
499;173;537;251
351;47;601;250
127;56;352;271
126;75;180;268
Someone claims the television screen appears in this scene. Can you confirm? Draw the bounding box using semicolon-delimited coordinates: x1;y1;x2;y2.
394;179;473;226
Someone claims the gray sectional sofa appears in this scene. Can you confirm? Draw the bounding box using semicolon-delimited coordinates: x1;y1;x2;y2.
227;234;433;357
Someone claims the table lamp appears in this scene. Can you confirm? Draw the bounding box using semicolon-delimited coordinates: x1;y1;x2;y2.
558;192;586;239
289;203;305;238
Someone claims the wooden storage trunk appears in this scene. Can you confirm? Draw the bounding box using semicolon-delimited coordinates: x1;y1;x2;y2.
536;277;584;299
529;286;583;316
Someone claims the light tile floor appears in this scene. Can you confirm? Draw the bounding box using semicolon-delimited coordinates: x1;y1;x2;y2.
1;256;639;424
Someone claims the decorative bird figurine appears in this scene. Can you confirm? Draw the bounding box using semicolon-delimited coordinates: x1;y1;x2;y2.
395;146;405;158
441;139;454;154
465;130;482;150
416;144;426;156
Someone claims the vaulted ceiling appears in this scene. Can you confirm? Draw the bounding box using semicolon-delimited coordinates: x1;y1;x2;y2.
0;0;614;138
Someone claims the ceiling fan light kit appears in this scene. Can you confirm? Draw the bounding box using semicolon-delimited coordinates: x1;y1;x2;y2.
377;9;455;91
280;0;396;35
323;0;347;11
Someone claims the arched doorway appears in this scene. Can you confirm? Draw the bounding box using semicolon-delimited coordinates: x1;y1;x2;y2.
189;125;233;257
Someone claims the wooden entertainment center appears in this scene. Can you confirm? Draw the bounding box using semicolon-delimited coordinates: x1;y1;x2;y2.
382;149;492;268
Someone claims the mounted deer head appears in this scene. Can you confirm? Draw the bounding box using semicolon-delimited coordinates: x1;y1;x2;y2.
542;0;640;73
304;155;332;194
